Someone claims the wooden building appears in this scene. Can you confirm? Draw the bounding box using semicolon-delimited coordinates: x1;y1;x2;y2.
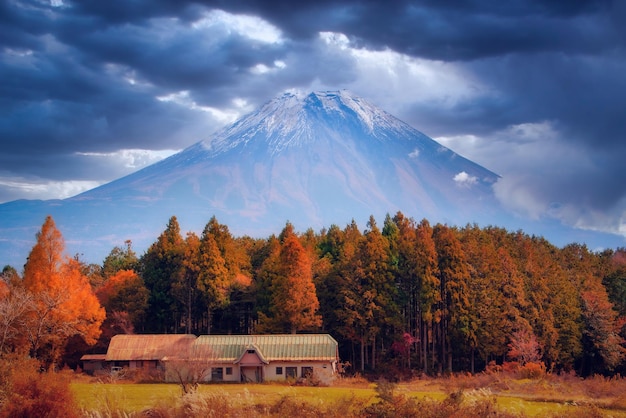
82;334;339;384
188;334;339;384
103;334;197;372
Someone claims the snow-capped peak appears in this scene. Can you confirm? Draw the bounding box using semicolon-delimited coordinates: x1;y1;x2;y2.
201;90;417;155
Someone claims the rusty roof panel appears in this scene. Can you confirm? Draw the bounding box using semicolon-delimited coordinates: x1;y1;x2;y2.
105;334;197;361
80;354;106;361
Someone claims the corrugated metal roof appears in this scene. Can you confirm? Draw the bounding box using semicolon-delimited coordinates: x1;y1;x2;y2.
105;334;197;361
191;334;338;362
80;354;107;361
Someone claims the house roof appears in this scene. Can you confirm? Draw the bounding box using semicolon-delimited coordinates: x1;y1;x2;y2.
105;334;196;361
190;334;338;363
80;354;107;361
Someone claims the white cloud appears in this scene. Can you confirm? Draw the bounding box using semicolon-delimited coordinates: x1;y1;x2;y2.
0;148;181;203
76;149;178;170
409;149;419;158
437;121;626;238
0;177;101;201
193;10;283;44
319;32;351;49
157;90;241;123
453;171;477;186
323;36;485;116
250;60;287;75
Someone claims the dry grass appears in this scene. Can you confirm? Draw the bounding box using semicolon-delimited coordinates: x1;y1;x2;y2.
71;370;626;417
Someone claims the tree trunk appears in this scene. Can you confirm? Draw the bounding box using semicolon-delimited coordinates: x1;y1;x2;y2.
360;335;365;372
372;336;376;371
422;320;428;374
187;286;192;333
431;322;436;375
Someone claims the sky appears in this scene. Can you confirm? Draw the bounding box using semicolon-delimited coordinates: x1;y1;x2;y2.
2;0;626;241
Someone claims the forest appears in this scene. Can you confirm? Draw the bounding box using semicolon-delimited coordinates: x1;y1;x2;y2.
1;212;626;378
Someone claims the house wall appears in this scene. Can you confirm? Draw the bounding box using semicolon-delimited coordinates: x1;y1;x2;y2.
198;362;336;384
82;361;105;374
208;364;239;382
263;361;336;384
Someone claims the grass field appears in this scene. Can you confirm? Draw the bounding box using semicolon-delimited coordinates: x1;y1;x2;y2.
71;375;626;417
72;382;374;412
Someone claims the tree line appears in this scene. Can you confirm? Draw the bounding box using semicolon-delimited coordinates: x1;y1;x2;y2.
1;213;625;376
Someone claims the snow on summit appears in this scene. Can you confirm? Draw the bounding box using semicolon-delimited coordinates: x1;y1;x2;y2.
203;90;429;155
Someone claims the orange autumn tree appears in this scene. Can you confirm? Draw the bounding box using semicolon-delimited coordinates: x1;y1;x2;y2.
258;223;322;334
22;216;105;367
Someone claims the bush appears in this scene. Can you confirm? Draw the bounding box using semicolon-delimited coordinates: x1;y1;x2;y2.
361;387;522;418
269;395;326;417
518;362;546;379
582;374;626;398
0;355;79;418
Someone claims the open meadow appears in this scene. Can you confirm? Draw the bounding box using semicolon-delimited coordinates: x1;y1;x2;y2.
72;373;626;417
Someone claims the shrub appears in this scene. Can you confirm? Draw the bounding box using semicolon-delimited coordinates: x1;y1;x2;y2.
502;361;521;375
518;362;546;379
0;356;79;418
580;374;626;398
269;395;326;418
485;360;503;374
361;388;522;418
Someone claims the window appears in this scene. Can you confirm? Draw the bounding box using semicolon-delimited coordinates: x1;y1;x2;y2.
285;367;297;379
247;349;255;353
225;367;233;375
301;367;313;378
276;366;283;375
211;367;223;381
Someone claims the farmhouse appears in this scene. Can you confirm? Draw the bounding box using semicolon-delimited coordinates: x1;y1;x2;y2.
189;334;339;384
103;334;197;372
83;334;339;384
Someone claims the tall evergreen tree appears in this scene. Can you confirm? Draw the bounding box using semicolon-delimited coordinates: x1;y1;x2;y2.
314;224;346;333
414;219;440;374
433;224;473;373
197;227;229;334
171;232;202;334
140;216;185;333
390;212;419;367
102;240;138;279
258;223;321;334
339;216;399;371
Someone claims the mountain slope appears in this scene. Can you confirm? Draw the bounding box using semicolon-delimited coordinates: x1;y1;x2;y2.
0;90;618;268
74;90;500;225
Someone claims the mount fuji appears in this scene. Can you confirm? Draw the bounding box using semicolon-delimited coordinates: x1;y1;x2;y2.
0;91;620;268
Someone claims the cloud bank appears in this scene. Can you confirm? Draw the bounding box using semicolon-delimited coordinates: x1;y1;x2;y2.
1;0;625;240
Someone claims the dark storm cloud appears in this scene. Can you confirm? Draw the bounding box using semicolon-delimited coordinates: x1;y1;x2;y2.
187;0;620;58
62;0;621;59
206;0;626;144
1;0;625;237
426;48;626;218
0;1;282;192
